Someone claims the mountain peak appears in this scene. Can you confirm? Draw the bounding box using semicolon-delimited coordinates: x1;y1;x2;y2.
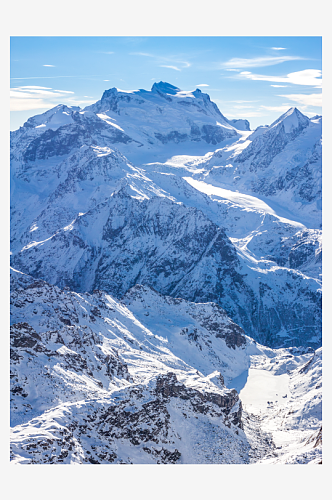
151;81;181;95
23;104;80;130
270;107;309;134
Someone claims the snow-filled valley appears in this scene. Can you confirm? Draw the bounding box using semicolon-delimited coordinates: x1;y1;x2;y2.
10;82;322;464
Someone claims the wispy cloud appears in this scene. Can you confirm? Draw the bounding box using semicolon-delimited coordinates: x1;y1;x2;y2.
160;65;181;71
271;47;286;50
233;104;256;109
271;85;288;87
222;55;305;69
226;69;240;72
230;100;258;103
11;74;101;81
196;84;209;87
43;64;55;67
278;93;322;108
131;51;191;70
130;52;154;57
10;85;94;111
226;110;267;118
261;105;291;113
304;111;321;117
237;69;322;87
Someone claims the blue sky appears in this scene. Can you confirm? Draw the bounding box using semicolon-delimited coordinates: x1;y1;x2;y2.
10;36;322;131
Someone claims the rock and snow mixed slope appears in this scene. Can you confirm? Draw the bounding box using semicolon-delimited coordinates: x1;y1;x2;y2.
10;82;322;464
10;268;321;464
201;110;322;227
11;183;322;348
10;268;248;464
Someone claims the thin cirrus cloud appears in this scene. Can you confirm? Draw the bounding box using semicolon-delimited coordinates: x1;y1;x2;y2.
196;84;209;87
261;105;291;113
43;64;55;67
131;51;191;70
160;65;181;71
226;110;267;118
271;47;286;50
237;69;322;87
130;52;154;57
278;93;322;108
222;55;305;69
271;85;288;87
10;85;94;111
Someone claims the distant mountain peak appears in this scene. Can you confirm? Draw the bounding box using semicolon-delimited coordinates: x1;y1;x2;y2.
270;107;309;134
151;81;181;95
22;103;81;130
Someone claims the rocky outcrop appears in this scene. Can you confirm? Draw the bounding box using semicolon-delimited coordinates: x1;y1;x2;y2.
10;372;247;464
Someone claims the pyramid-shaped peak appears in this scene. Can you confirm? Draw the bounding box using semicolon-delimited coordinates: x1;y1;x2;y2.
270;107;309;134
151;81;181;95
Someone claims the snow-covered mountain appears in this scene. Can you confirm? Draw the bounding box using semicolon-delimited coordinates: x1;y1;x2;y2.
10;82;322;464
11;187;321;348
85;82;239;149
10;268;321;464
202;109;322;227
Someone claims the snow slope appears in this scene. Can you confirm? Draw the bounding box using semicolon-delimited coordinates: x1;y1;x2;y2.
233;342;322;464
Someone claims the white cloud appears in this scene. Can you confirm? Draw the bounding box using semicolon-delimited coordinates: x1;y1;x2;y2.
261;105;291;113
20;86;52;90
271;85;288;87
130;52;154;57
271;47;286;50
222;55;305;69
226;69;240;72
11;86;77;111
305;111;321;117
231;100;258;103
233;105;255;109
131;52;191;70
278;93;322;108
237;69;322;87
53;90;75;94
160;65;181;71
226;111;267;118
196;84;209;87
43;64;55;67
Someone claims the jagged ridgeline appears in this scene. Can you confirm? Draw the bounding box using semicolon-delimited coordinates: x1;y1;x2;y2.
10;82;322;464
